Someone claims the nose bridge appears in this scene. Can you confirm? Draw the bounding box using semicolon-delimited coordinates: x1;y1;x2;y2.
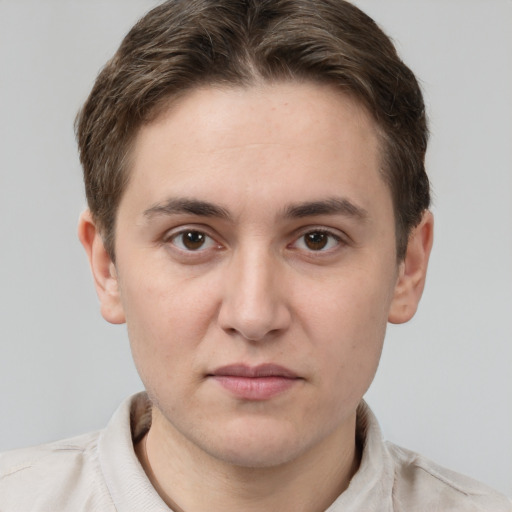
218;240;290;341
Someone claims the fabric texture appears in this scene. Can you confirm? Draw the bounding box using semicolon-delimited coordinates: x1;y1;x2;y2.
1;393;510;511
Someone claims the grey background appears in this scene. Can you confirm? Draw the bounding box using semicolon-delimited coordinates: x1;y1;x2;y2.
1;0;511;497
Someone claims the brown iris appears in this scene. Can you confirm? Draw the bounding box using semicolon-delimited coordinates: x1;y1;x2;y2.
304;232;329;251
182;231;206;250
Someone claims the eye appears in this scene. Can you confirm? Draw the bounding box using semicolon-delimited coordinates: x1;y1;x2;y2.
293;230;341;252
169;230;217;251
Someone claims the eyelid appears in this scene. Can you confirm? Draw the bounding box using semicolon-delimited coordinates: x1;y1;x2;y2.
163;225;224;252
163;223;216;240
160;223;349;256
289;226;348;252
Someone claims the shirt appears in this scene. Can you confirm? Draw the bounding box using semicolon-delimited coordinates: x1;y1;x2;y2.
1;392;510;511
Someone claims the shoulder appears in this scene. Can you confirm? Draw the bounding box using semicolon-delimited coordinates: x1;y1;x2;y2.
386;442;512;512
0;430;99;474
0;431;114;511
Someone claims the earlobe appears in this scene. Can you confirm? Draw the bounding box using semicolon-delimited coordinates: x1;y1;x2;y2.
78;210;126;325
388;211;434;324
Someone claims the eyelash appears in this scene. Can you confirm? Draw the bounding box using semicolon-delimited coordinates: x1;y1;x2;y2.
165;229;219;252
290;228;343;253
163;227;345;256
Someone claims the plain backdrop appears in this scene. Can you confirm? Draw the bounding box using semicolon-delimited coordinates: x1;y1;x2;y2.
0;0;511;497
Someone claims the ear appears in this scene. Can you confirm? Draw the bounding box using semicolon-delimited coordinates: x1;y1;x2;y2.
78;210;126;324
388;211;434;324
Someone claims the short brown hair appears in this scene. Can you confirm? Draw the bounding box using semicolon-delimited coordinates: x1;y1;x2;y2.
76;0;430;260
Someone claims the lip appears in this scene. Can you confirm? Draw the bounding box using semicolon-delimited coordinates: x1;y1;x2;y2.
208;364;301;401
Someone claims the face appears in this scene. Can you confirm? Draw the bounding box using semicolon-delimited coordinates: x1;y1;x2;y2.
97;83;409;467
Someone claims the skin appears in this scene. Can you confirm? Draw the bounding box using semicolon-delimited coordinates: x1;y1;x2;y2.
79;82;433;512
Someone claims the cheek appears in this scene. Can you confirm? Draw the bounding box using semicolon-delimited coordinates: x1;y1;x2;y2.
299;269;394;394
301;263;394;337
118;268;220;382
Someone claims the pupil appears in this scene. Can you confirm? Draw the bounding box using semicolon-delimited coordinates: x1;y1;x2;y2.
184;231;205;250
305;232;328;250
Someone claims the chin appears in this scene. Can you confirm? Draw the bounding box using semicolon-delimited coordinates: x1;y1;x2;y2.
198;418;315;469
210;439;304;469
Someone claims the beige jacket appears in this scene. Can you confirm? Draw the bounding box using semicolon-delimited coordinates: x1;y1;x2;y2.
1;393;510;511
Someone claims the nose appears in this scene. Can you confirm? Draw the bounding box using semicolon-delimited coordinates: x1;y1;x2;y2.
217;246;291;341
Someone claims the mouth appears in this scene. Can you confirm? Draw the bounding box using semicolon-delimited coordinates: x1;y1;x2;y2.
208;364;302;401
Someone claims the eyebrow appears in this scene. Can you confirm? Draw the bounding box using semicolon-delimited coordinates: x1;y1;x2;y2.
143;196;368;222
283;197;368;221
143;198;231;220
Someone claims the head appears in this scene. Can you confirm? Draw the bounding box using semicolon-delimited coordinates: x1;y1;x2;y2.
77;0;433;472
76;0;430;262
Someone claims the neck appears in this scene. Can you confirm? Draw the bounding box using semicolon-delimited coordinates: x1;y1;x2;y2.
136;409;361;512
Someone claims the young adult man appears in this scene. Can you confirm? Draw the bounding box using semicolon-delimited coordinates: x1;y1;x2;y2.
1;1;510;510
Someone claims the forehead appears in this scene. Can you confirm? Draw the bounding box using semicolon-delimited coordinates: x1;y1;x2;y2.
122;82;390;219
140;81;380;152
